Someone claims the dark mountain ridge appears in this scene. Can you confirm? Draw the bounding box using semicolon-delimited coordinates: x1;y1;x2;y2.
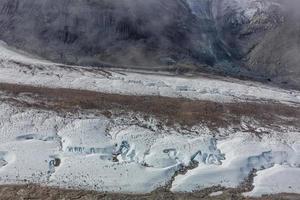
0;0;299;89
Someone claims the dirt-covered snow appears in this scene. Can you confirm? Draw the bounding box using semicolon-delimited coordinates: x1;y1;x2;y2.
0;41;299;105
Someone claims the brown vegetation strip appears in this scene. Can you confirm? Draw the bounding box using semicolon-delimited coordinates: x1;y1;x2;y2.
0;83;299;128
0;184;299;200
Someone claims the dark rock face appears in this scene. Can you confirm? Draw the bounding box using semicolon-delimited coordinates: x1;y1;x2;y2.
211;0;286;80
0;0;299;89
0;0;230;68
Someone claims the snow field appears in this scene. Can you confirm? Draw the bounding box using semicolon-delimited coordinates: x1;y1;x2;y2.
0;102;299;196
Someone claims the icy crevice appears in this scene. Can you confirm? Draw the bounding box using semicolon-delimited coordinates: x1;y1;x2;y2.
0;151;11;168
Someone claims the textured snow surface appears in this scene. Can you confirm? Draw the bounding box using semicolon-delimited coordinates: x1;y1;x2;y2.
0;41;300;196
244;164;300;197
0;41;300;105
171;133;300;193
0;102;220;192
0;102;299;195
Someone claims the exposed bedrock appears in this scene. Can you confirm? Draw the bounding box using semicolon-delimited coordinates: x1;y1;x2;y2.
0;0;228;67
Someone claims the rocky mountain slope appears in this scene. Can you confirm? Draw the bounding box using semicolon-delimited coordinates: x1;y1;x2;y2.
213;0;300;88
0;0;299;89
0;7;300;198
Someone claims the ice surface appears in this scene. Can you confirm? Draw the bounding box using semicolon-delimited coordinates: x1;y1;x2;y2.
0;102;298;195
209;191;223;197
244;165;300;197
0;41;299;196
171;134;300;193
0;140;58;184
0;41;300;105
0;102;227;193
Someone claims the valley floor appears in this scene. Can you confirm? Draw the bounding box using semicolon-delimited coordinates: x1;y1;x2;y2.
0;42;299;199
